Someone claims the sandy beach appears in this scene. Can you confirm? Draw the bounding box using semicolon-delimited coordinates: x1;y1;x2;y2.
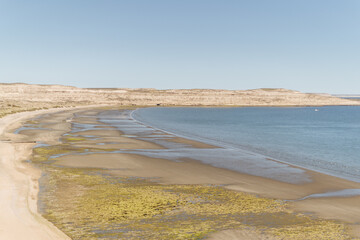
0;106;110;239
3;0;360;237
0;108;72;239
1;106;360;239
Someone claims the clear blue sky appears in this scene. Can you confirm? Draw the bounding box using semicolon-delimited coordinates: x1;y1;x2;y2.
0;0;359;93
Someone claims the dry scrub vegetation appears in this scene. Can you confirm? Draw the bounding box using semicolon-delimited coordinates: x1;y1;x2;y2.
0;83;358;117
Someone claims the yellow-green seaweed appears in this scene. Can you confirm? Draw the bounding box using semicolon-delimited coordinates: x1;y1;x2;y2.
38;166;352;240
63;137;87;142
29;122;354;240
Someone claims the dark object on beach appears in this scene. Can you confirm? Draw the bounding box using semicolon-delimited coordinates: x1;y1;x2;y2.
156;103;161;106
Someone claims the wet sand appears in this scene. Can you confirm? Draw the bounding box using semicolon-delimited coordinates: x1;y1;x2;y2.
7;107;360;239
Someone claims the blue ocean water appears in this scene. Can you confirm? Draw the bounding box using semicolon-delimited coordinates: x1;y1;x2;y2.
133;106;360;182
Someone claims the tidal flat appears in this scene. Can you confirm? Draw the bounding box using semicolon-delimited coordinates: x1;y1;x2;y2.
14;107;360;239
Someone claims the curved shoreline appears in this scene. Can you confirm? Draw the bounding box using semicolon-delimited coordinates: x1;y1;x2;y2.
128;107;360;236
0;106;106;239
132;106;360;183
2;106;360;239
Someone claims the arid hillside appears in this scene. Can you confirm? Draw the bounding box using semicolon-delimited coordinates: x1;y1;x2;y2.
0;83;358;117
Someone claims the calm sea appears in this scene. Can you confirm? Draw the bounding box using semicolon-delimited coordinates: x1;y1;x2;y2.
133;106;360;182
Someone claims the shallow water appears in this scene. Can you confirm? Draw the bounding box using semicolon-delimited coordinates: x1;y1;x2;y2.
96;109;310;184
297;189;360;201
132;106;360;183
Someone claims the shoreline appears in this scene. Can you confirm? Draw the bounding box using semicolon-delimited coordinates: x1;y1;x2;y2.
2;106;360;239
0;105;108;239
129;107;360;237
0;108;72;239
132;106;360;184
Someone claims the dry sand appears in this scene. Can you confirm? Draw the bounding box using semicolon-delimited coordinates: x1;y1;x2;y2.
0;109;71;239
0;106;106;240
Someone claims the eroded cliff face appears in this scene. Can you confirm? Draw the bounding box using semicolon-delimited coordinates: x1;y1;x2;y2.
0;83;358;116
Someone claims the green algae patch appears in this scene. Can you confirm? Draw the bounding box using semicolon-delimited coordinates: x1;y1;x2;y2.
63;136;87;142
40;167;284;239
38;166;353;240
32;144;117;164
32;145;84;163
270;218;351;240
